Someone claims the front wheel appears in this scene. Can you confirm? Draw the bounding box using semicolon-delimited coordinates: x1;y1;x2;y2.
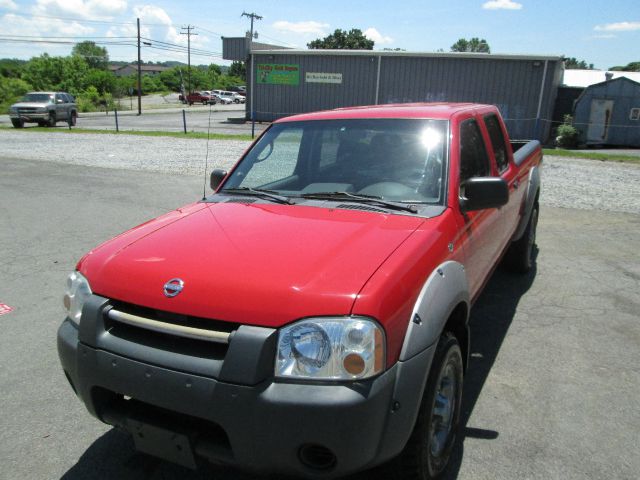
47;112;56;127
11;119;24;128
394;333;463;479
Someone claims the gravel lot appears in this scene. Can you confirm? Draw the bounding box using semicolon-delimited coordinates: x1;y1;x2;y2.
1;129;639;214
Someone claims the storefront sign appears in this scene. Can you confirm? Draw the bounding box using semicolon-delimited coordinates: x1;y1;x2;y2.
305;72;343;84
257;64;300;85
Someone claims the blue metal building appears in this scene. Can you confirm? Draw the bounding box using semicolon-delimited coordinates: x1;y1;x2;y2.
573;76;640;147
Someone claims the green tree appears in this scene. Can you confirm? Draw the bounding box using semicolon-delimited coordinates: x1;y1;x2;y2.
450;38;491;53
562;56;594;70
609;61;640;72
159;67;185;92
21;54;65;90
227;61;245;81
59;55;90;94
85;69;117;94
72;41;109;70
0;58;26;78
0;75;31;111
308;29;374;50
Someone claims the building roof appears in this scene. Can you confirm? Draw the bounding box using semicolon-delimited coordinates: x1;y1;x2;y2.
562;69;640;87
250;48;562;62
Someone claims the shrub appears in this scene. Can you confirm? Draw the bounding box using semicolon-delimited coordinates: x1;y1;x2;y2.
555;115;580;149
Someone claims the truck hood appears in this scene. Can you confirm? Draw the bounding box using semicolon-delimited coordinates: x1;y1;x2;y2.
78;202;424;327
11;102;49;108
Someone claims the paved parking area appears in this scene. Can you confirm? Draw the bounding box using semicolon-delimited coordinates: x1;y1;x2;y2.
0;155;638;480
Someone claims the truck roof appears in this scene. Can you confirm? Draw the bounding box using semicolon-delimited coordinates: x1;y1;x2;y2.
276;102;493;122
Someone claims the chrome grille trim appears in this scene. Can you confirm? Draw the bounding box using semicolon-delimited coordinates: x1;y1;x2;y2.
107;309;231;344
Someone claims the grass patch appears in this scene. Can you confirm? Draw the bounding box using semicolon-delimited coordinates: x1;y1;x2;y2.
543;148;640;164
0;125;253;141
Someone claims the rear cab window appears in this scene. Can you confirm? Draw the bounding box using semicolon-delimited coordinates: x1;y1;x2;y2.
459;118;490;186
483;114;510;172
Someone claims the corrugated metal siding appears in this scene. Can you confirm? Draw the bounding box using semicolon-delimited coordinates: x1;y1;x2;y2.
573;78;640;146
222;37;248;61
251;53;378;121
248;53;563;141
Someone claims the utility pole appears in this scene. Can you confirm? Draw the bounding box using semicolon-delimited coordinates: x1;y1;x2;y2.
136;17;142;115
180;25;197;96
241;12;262;138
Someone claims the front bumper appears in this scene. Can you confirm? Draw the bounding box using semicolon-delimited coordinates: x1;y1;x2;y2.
57;295;436;478
10;112;49;122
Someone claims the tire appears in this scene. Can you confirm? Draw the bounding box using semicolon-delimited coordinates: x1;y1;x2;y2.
504;203;539;273
394;332;463;480
11;119;24;128
69;111;77;126
47;111;56;127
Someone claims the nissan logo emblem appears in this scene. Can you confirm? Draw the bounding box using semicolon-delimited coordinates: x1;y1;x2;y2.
163;278;184;297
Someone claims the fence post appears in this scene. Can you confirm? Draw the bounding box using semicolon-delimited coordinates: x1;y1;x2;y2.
114;109;119;132
182;109;187;134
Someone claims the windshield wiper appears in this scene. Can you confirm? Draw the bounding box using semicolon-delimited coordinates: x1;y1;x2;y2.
299;191;418;213
221;187;295;205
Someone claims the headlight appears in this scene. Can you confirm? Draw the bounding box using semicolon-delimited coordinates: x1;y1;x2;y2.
10;107;17;113
63;271;92;326
276;317;385;380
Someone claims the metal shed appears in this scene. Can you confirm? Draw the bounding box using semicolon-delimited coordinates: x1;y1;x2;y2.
223;42;563;142
573;76;640;147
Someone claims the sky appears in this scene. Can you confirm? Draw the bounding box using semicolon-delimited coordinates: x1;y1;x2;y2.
0;0;638;70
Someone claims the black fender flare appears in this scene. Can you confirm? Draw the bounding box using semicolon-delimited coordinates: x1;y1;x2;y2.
512;166;541;242
375;261;470;462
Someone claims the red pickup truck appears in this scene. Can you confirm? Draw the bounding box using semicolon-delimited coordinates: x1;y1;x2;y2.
58;103;542;479
179;91;217;105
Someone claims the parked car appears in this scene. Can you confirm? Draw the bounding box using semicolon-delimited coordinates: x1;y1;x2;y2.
9;91;77;128
222;91;245;104
228;85;246;96
212;92;233;105
57;103;542;479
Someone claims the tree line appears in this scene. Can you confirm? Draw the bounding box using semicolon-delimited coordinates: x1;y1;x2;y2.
0;41;246;113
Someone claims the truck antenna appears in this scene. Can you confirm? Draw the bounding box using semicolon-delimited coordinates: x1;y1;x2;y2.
202;104;213;200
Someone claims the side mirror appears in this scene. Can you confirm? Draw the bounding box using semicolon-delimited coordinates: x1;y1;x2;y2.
210;169;228;190
460;177;508;212
56;98;64;104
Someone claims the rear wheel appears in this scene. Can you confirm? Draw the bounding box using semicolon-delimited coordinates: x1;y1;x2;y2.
69;111;77;126
505;204;538;273
11;119;24;128
47;111;56;127
394;333;463;479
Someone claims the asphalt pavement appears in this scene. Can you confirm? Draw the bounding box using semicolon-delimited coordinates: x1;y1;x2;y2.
0;104;269;137
0;157;638;480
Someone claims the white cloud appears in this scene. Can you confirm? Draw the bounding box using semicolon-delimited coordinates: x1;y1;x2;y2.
32;0;127;19
364;27;393;45
272;20;329;35
0;12;94;37
592;34;616;39
0;0;18;10
594;21;640;32
482;0;522;10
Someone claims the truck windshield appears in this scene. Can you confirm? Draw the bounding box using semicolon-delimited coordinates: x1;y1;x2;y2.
221;118;448;204
20;93;54;103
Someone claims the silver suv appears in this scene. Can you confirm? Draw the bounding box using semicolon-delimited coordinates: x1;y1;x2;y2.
9;92;78;128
